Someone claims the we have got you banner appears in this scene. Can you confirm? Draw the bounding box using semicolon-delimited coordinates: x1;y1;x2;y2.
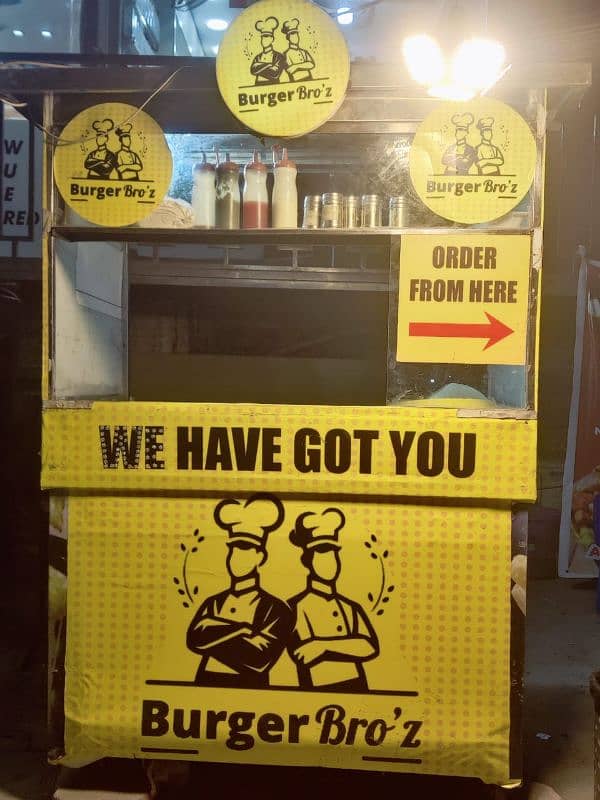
62;494;513;783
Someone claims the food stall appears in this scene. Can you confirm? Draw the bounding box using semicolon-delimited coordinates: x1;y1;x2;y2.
0;0;590;791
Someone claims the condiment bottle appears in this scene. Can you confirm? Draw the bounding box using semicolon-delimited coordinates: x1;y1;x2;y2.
191;153;216;229
243;151;269;229
272;147;298;228
216;152;240;229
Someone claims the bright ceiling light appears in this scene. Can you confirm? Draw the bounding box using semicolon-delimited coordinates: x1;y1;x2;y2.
205;18;228;31
451;37;506;91
336;7;353;25
427;84;476;102
402;35;445;87
12;29;24;37
41;30;52;38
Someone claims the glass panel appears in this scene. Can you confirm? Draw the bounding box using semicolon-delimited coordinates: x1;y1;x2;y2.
48;102;540;409
0;0;81;53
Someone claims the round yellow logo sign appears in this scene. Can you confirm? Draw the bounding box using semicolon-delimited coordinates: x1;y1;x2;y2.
54;103;172;227
216;0;350;138
409;98;537;224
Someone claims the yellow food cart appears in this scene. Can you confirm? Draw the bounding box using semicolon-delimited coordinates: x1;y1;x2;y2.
0;7;587;792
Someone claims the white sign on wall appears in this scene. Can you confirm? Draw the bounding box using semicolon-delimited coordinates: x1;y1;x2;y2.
0;108;42;257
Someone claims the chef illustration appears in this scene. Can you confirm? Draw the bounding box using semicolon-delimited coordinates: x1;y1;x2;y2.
475;116;505;175
115;123;143;181
282;18;315;82
250;17;288;84
288;508;379;692
442;112;477;175
84;119;117;179
186;493;295;688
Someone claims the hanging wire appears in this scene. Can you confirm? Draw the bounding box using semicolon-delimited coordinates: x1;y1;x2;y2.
0;285;20;303
0;62;184;148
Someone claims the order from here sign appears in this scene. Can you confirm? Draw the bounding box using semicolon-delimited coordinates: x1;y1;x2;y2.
216;0;350;137
396;234;532;366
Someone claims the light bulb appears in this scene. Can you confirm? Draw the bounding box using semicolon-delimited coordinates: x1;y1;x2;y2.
451;38;506;91
205;18;228;31
337;7;353;25
402;35;445;87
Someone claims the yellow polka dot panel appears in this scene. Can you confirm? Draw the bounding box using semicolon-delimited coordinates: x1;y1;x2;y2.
42;402;537;501
64;495;512;782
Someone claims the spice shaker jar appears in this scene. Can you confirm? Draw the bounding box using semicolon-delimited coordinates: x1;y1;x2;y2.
191;153;216;229
302;195;321;229
361;194;383;228
243;151;269;229
389;195;410;228
215;152;240;229
321;192;344;228
345;195;360;228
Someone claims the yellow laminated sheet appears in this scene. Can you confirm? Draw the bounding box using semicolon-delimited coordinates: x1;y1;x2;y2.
63;494;513;783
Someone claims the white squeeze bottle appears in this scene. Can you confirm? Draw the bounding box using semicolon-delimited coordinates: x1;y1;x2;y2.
272;147;298;228
191;153;216;228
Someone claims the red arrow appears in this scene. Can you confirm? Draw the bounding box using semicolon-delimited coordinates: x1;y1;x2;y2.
409;312;514;350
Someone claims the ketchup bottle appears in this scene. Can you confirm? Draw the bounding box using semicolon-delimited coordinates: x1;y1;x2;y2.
242;151;269;229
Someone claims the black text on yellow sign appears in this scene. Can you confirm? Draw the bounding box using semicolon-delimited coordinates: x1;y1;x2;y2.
100;424;476;479
53;102;172;227
408;98;537;225
396;234;532;366
216;0;350;138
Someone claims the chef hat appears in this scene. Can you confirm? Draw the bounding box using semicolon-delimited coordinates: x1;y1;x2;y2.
255;16;279;35
477;116;495;131
451;112;474;131
214;493;284;547
282;18;299;35
116;123;133;138
289;507;345;551
92;119;114;134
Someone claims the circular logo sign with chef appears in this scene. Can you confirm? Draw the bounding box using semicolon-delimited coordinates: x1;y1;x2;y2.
54;102;172;227
409;98;537;224
216;0;350;138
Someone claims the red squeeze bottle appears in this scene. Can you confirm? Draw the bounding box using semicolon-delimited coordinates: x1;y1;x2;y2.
243;151;269;229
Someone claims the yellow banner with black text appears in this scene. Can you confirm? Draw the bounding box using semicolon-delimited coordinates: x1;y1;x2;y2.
42;402;536;500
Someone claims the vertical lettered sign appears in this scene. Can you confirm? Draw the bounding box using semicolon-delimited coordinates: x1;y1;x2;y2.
0;109;38;241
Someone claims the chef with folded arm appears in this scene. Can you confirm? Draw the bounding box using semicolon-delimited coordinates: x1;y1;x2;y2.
288;508;379;692
187;493;295;688
250;17;287;84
